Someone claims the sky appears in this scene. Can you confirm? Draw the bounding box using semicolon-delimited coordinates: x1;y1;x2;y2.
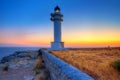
0;0;120;47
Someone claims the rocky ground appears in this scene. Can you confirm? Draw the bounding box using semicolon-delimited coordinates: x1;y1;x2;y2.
0;50;50;80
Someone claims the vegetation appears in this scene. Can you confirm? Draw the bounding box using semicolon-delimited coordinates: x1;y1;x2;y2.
51;47;120;80
34;70;50;80
33;58;45;74
112;60;120;72
38;49;42;56
37;49;42;59
47;50;52;53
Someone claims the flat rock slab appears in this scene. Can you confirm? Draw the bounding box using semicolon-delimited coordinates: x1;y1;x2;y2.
0;51;37;80
0;50;50;80
0;66;34;80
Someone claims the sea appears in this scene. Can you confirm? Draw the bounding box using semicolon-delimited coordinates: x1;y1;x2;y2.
0;47;41;60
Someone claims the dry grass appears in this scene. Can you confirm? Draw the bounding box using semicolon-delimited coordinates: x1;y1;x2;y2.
51;47;120;80
34;70;49;80
35;59;43;68
33;58;45;74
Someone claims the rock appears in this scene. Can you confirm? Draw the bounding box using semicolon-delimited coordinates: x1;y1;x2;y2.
0;50;38;64
8;59;35;69
0;63;9;72
0;56;13;63
14;57;23;61
0;50;45;80
8;62;20;69
24;57;31;60
0;57;9;63
30;52;38;59
24;76;34;80
17;52;31;58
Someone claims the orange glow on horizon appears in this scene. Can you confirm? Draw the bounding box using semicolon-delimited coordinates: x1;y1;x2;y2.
0;33;120;47
0;25;120;47
64;41;120;47
2;40;119;47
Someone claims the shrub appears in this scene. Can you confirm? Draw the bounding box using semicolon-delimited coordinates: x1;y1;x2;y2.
34;70;50;80
47;50;52;53
111;60;120;72
38;49;42;56
37;49;42;59
16;51;21;54
33;59;45;74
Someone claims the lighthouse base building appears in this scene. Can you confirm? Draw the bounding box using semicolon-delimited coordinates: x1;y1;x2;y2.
51;42;64;50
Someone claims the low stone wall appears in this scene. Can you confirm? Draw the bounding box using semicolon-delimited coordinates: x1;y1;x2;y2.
41;50;94;80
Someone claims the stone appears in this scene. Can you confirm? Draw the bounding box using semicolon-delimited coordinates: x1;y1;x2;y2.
1;56;14;63
30;52;38;59
17;52;31;58
42;50;94;80
24;76;34;80
0;63;9;72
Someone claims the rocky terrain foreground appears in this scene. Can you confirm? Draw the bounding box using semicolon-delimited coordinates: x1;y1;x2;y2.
0;50;50;80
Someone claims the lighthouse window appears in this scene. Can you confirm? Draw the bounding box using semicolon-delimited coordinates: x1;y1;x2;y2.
56;9;59;12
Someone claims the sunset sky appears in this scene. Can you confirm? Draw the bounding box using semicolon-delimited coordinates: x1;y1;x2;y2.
0;0;120;47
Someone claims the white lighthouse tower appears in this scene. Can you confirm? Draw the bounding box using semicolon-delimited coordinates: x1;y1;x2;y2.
50;6;64;50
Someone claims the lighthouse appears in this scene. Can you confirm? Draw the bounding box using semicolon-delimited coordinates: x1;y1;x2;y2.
50;6;64;50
